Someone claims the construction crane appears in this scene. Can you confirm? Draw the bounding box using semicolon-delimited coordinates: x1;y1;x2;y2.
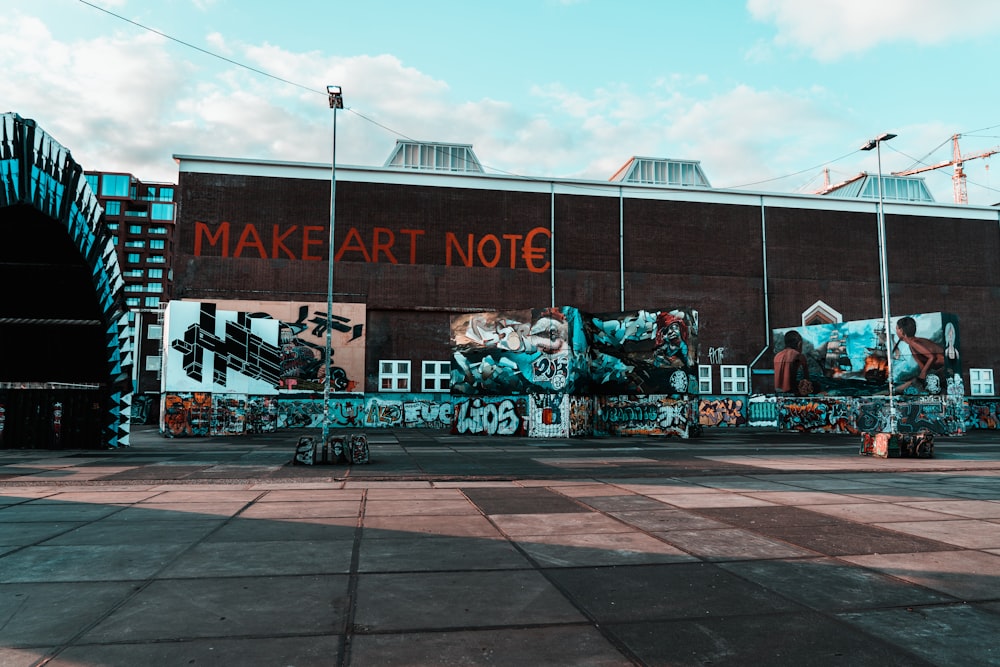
892;134;999;204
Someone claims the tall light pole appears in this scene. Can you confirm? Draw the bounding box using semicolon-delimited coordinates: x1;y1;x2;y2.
861;132;897;431
323;85;343;445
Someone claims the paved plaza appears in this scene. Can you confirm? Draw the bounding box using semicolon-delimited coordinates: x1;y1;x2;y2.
2;427;1000;666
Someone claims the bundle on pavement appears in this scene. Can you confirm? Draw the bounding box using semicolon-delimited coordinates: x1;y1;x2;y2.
859;431;934;459
293;433;370;465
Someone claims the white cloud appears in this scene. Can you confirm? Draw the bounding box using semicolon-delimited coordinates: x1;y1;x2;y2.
748;0;1000;60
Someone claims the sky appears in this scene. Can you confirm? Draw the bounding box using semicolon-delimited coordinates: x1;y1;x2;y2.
3;0;1000;205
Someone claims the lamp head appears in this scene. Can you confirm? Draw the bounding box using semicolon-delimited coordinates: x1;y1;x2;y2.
327;85;344;109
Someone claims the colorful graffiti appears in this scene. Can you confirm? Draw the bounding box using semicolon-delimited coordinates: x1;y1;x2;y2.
527;393;571;438
699;396;748;427
451;307;699;398
452;397;528;436
746;395;778;427
163;300;365;397
594;395;691;437
162;393;213;437
451;308;587;395
777;398;860;434
774;313;961;398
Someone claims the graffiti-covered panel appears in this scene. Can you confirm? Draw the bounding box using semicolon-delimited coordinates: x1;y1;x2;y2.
451;308;587;395
569;395;594;437
585;309;698;395
451;306;698;397
774;313;960;397
452;396;528;436
777;397;860;434
527;393;571;438
161;392;213;437
747;395;778;427
699;396;748;427
595;395;691;437
185;299;365;394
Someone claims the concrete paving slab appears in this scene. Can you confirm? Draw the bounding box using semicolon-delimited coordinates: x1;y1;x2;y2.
653;527;817;561
161;538;356;577
364;498;481;516
109;502;249;521
349;626;631;667
488;512;635;537
0;503;125;522
206;516;357;542
644;491;776;508
607;508;731;532
80;575;349;643
897;499;1000;518
49;635;344;667
841;550;1000;600
0;521;86;547
574;494;671;512
41;519;223;546
514;531;697;567
462;487;588;514
0;581;137;647
238;500;361;519
0;543;190;583
759;523;955;556
547;562;805;623
353;570;586;631
804;502;960;523
695;505;847;528
836;603;1000;666
606;612;937;667
874;519;1000;549
362;514;503;539
718;557;955;610
359;535;532;572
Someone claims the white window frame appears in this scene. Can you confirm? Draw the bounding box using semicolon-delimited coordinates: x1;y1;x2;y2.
720;365;748;394
421;360;451;393
698;365;712;394
144;355;161;372
970;368;994;396
379;360;411;392
147;324;162;340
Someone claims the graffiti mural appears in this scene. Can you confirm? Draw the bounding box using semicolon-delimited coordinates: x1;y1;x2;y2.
594;395;691;437
774;313;961;397
205;299;365;393
451;308;587;395
162;393;213;437
777;398;860;434
452;397;528;436
966;399;1000;430
451;306;699;398
747;395;778;427
585;309;698;395
166;300;365;395
569;395;594;437
699;396;748;427
527;393;571;438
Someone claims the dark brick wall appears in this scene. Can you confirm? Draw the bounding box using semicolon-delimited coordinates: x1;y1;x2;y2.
174;170;1000;392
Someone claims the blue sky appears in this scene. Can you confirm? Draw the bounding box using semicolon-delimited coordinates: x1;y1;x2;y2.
4;0;1000;205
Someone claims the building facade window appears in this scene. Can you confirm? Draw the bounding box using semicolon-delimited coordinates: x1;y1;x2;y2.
147;268;163;278
379;360;411;391
128;225;142;234
104;201;121;215
126;253;140;263
698;365;712;394
148;255;165;263
970;369;995;396
149;239;166;250
149;226;168;234
151;203;175;220
720;365;748;394
146;283;163;292
147;325;163;340
100;174;130;197
125;240;145;248
422;361;451;392
126;297;140;307
144;355;161;371
144;296;160;308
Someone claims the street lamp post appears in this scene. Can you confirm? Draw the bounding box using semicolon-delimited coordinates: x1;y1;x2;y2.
323;85;344;446
860;132;897;431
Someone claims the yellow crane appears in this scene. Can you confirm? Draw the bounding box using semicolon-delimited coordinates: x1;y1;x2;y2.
892;134;999;204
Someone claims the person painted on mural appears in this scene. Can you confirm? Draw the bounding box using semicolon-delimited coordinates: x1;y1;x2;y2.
893;316;945;393
653;312;690;369
774;330;811;395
